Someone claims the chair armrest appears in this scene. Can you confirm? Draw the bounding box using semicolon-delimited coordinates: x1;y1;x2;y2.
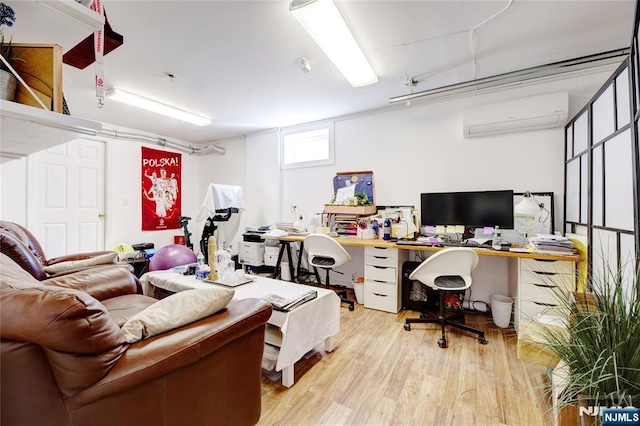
47;251;117;265
66;298;272;408
43;265;140;300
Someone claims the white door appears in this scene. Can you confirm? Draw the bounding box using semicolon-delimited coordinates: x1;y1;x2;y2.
28;139;105;258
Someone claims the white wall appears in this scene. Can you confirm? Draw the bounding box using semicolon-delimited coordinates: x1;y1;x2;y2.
103;138;201;251
0;67;613;283
0;157;27;223
232;70;613;294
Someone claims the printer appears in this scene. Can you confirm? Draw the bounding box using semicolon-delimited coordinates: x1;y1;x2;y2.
238;226;271;266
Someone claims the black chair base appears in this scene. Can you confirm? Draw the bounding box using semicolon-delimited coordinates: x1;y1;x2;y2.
311;266;355;311
403;291;487;347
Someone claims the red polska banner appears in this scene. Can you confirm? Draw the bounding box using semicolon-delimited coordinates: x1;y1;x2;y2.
141;147;181;231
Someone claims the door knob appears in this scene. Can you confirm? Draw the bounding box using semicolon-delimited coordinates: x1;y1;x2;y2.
98;213;105;219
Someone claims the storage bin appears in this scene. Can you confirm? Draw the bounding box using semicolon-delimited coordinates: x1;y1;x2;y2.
262;344;279;371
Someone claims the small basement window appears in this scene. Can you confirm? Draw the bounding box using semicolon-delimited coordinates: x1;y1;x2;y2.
280;122;334;169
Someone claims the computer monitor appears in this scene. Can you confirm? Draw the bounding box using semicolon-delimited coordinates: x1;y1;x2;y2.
420;190;514;235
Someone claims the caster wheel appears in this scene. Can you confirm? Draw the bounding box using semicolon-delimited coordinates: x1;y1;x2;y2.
437;338;448;349
404;323;411;331
349;304;354;311
479;337;488;345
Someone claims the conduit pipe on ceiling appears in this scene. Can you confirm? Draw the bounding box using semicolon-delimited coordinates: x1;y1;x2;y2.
98;129;225;155
390;48;630;104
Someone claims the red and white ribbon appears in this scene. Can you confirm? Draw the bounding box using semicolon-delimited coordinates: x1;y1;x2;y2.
93;0;105;103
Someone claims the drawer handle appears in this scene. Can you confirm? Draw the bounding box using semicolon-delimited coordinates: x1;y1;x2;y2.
373;293;387;297
373;256;388;259
533;301;557;307
533;271;559;276
373;247;388;250
373;265;388;270
373;280;387;283
533;259;557;263
533;283;558;289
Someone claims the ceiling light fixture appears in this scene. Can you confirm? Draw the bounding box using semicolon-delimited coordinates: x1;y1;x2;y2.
290;0;378;87
105;88;211;126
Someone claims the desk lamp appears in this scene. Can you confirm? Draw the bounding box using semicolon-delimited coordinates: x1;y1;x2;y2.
514;191;550;236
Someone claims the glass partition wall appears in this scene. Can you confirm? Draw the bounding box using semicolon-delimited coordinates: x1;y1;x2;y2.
564;3;640;294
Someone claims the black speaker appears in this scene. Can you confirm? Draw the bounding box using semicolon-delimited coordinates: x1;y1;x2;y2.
401;261;439;312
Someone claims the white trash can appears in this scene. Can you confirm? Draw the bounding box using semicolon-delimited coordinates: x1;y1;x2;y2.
280;261;291;281
353;281;364;304
490;294;513;328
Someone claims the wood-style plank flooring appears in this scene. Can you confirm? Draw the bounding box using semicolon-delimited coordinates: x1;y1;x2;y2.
258;292;553;426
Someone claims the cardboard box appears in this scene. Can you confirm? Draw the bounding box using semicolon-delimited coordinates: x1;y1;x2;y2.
12;44;63;112
323;204;377;215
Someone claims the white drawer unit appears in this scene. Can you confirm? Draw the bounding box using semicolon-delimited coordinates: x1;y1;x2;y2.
363;246;407;313
514;258;575;332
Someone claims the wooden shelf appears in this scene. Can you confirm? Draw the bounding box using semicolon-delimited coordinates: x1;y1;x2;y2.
0;100;101;163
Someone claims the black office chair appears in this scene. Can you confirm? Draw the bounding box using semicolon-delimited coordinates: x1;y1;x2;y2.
403;247;487;348
304;234;355;311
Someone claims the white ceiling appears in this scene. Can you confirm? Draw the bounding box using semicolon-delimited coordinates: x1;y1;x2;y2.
5;0;635;144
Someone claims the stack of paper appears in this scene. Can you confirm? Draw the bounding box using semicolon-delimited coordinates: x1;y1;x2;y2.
262;286;318;311
528;234;577;255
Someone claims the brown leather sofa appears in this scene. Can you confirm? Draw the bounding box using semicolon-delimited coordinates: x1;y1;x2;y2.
0;220;126;279
0;253;272;426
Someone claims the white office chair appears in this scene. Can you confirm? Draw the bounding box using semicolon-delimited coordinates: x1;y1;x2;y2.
403;247;487;348
304;234;355;311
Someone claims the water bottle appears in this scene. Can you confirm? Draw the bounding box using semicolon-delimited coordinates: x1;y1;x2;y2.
492;226;502;250
383;218;391;240
196;251;205;269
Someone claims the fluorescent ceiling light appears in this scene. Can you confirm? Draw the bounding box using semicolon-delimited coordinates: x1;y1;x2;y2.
105;88;212;126
290;0;378;87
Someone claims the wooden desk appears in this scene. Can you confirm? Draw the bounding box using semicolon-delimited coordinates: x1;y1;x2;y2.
267;234;583;332
270;234;582;263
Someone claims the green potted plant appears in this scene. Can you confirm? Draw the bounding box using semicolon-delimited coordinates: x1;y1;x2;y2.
538;255;640;424
0;2;24;101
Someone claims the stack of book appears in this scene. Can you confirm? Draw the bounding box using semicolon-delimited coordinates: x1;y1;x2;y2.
527;234;577;255
262;286;318;312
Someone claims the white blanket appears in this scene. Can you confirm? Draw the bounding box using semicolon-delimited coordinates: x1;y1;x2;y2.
139;272;340;372
198;184;246;220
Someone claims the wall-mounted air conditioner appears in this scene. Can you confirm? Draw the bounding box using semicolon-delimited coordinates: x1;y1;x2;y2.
462;91;569;138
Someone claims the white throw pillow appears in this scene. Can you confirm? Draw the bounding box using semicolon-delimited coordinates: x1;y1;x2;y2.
44;252;118;274
121;287;235;343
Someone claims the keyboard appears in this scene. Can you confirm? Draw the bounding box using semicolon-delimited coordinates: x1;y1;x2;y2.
395;240;493;249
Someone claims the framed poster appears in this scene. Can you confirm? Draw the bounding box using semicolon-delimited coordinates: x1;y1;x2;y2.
141;147;181;231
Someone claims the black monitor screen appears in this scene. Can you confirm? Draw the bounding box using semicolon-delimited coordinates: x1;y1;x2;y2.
420;190;514;230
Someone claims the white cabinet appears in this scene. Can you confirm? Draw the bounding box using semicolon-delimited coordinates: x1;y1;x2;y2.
513;258;575;332
363;246;408;313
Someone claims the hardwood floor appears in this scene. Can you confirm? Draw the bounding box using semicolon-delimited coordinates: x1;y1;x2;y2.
258;293;553;426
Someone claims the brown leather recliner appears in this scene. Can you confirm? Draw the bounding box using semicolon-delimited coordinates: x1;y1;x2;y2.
0;253;272;426
0;220;124;279
0;222;135;284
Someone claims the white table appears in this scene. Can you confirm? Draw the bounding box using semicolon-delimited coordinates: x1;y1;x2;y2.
140;271;341;387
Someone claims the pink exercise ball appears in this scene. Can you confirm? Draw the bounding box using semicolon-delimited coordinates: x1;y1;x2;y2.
149;244;197;271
